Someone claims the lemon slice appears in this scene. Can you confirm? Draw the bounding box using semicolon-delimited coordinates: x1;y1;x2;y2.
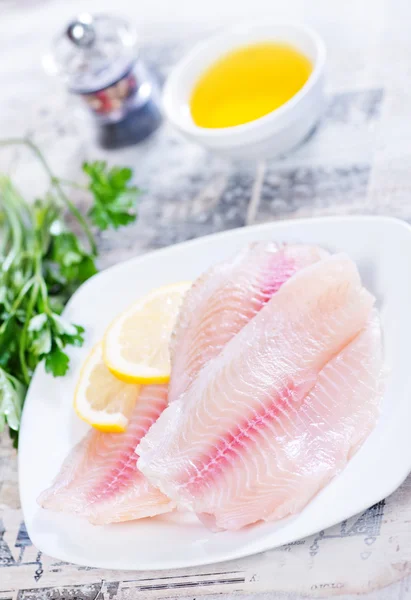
103;282;191;384
74;343;140;432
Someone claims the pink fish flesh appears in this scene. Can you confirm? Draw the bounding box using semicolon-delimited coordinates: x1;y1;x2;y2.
137;255;380;530
169;243;328;402
38;385;173;524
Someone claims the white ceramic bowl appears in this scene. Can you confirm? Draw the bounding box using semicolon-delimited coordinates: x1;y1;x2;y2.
163;23;326;160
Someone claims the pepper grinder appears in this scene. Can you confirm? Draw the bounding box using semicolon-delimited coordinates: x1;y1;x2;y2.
45;13;162;149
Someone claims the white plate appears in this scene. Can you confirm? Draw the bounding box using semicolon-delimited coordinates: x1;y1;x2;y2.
19;216;411;571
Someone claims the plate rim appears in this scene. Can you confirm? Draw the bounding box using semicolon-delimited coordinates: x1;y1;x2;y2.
66;215;411;299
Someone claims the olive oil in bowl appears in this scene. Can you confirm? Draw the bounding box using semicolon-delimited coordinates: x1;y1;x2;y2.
190;42;312;129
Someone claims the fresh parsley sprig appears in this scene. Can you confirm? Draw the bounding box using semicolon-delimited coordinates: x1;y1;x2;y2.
83;161;141;230
0;138;140;444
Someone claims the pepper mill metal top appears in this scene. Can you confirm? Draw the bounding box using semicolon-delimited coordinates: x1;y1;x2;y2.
66;15;96;48
45;13;139;94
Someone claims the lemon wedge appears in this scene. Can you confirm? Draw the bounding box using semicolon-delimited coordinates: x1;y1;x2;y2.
74;342;140;433
103;282;192;384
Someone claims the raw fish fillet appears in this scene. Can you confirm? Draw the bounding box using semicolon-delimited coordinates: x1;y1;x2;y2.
169;243;328;401
137;255;379;530
198;313;383;530
38;385;173;524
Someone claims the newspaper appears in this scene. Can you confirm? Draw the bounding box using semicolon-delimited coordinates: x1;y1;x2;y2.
2;0;411;597
2;459;411;598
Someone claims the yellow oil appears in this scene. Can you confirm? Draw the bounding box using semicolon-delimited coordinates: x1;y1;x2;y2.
190;42;312;128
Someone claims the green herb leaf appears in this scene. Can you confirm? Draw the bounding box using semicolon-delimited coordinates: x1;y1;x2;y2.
45;347;70;377
28;313;48;332
83;161;141;231
29;324;52;357
0;368;25;432
47;231;98;286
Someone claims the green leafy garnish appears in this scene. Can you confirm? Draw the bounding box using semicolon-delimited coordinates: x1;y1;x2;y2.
83;161;140;230
0;138;141;444
0;368;25;433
